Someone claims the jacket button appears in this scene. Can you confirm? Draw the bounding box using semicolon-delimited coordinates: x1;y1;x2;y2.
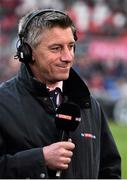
44;97;48;101
85;102;89;107
40;173;45;178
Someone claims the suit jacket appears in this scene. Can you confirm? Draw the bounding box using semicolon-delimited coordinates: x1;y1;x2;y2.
0;64;121;178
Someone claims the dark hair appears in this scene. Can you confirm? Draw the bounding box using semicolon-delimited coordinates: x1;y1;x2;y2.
18;9;77;48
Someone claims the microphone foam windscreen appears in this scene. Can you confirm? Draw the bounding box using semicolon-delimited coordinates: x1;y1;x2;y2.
55;103;81;131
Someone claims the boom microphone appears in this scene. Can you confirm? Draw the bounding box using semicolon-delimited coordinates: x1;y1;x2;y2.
55;102;81;177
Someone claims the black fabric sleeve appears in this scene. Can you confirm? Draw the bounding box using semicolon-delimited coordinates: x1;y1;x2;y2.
0;147;49;178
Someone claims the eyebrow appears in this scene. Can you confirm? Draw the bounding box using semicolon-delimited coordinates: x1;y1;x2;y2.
48;41;75;47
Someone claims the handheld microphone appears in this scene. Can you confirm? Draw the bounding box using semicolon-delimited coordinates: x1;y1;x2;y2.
55;102;81;178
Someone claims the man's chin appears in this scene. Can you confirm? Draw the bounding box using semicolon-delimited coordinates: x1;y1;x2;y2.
60;73;69;80
54;74;69;82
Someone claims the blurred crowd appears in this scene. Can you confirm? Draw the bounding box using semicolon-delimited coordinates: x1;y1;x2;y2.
1;0;127;121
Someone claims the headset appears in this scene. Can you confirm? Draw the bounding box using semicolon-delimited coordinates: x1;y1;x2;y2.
16;9;77;64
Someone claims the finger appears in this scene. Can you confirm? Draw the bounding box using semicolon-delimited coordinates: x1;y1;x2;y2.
63;149;73;157
59;162;69;170
61;141;75;150
59;157;71;166
63;157;71;164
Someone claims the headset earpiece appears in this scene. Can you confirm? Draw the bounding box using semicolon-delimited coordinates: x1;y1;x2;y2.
17;42;32;63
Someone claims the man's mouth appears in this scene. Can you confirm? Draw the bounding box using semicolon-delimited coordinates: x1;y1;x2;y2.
56;64;70;69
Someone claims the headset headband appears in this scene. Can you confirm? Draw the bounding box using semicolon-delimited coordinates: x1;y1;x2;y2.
19;9;67;38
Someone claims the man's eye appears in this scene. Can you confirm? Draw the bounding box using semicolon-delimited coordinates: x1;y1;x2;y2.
69;44;75;50
51;47;61;52
71;44;75;48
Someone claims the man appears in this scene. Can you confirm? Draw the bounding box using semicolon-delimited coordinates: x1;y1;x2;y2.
0;9;121;178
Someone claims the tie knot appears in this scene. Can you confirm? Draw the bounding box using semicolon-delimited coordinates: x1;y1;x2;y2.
49;87;61;96
49;88;62;108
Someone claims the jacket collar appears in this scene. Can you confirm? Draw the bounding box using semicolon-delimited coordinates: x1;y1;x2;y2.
17;64;91;108
18;64;48;96
63;68;91;108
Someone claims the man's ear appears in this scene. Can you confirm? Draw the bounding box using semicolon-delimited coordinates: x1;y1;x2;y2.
31;52;36;64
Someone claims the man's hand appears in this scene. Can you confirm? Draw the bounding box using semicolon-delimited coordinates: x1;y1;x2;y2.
43;140;75;170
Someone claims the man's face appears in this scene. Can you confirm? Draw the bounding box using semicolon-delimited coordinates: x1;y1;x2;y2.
32;27;75;85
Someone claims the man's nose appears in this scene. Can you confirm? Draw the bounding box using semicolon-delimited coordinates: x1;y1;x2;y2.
61;47;73;62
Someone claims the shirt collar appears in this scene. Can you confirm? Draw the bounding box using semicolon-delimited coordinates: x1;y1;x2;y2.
47;81;63;92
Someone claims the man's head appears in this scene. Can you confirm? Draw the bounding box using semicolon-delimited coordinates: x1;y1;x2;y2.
17;9;77;85
17;9;77;63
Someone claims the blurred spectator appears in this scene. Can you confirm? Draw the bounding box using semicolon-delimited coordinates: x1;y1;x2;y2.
67;0;91;40
15;0;38;16
37;0;65;11
90;0;111;33
15;0;65;16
